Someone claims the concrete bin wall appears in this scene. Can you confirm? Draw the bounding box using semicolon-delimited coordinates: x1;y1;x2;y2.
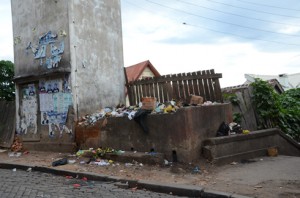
76;103;233;163
202;128;300;165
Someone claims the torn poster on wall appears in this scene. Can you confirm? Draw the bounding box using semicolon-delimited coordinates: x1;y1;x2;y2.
49;122;72;138
46;111;72;138
38;78;73;138
26;31;65;69
19;94;38;135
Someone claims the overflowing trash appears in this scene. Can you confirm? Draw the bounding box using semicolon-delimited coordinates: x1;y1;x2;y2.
77;97;221;126
216;122;249;137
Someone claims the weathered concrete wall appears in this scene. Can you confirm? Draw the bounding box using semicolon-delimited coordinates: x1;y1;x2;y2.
202;128;300;165
11;0;71;78
76;104;233;163
11;0;125;151
69;0;125;117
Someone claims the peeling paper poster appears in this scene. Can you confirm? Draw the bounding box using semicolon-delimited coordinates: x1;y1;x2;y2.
39;94;54;112
19;96;37;134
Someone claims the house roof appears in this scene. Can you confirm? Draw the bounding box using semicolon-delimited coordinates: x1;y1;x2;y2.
125;60;160;83
222;78;284;94
244;73;300;90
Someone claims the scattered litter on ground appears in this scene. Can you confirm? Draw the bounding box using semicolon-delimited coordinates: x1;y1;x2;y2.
73;184;81;188
8;152;22;157
52;158;68;166
267;147;278;157
68;159;76;164
91;160;110;166
12;168;16;172
192;166;201;174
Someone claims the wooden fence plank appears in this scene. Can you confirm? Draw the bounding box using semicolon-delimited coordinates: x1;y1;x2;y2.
153;82;159;100
187;72;194;96
214;77;223;102
162;82;168;102
192;72;200;96
178;74;185;100
157;76;165;103
197;71;205;97
208;69;216;102
149;83;154;97
182;73;189;102
138;84;143;103
128;72;222;85
145;83;150;97
127;69;223;105
172;74;179;101
128;85;134;105
202;70;211;101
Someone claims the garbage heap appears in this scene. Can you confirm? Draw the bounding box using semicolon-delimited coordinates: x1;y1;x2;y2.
77;96;219;127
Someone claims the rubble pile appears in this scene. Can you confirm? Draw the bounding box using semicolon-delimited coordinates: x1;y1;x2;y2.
11;136;23;152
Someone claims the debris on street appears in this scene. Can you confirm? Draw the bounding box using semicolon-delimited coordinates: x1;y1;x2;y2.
11;136;23;152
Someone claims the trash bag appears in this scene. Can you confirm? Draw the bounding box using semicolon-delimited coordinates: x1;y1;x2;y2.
216;122;230;137
133;109;151;133
229;122;243;134
52;158;68;167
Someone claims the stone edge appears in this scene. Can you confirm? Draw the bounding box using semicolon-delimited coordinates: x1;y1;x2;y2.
0;162;252;198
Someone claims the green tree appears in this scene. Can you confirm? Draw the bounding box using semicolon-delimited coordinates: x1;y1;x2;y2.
278;88;300;142
251;79;300;142
251;78;280;129
0;60;15;101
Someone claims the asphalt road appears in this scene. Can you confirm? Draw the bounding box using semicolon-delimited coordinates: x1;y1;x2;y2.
0;168;180;198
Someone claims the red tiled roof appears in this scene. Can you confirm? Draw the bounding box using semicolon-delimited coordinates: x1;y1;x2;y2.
125;60;160;83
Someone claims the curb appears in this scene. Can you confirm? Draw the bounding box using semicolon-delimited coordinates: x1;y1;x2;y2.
0;162;252;198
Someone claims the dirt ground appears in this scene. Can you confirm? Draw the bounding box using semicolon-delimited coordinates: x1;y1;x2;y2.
0;150;299;198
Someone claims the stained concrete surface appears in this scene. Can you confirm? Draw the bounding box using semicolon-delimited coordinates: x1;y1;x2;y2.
214;156;300;185
210;155;300;197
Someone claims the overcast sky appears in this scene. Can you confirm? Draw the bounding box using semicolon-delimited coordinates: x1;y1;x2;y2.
1;0;299;87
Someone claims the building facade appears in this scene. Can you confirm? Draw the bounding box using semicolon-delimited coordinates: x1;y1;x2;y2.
11;0;125;148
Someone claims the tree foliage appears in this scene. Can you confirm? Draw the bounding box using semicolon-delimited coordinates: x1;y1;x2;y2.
251;79;300;142
0;60;15;101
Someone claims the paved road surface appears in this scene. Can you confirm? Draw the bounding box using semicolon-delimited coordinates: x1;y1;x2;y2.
0;168;180;198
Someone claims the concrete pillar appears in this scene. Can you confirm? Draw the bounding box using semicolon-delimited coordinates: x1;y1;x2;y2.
11;0;125;148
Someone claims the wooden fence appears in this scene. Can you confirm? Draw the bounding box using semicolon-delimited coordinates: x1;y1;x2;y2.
0;101;15;148
126;69;223;105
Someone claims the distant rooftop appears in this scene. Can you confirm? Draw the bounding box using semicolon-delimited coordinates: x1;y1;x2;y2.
244;73;300;91
125;60;160;83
